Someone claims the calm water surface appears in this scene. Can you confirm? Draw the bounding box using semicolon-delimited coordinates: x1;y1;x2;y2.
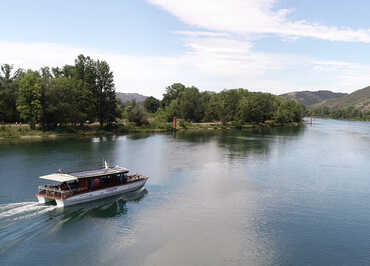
0;118;369;265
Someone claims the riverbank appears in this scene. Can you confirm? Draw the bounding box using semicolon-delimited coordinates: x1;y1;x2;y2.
310;115;370;122
0;120;303;141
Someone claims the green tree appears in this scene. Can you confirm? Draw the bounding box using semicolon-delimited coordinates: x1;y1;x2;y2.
144;96;160;113
42;77;92;128
223;89;245;121
177;86;202;121
239;93;277;123
127;101;148;126
95;60;118;127
17;70;42;129
161;83;185;107
39;67;52;129
212;92;228;123
274;100;304;123
0;64;22;122
202;92;219;122
74;55;98;122
162;100;179;122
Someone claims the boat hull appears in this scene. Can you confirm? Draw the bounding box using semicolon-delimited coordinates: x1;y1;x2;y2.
39;179;147;208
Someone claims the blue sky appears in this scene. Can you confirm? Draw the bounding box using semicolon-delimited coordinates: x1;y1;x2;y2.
1;0;370;98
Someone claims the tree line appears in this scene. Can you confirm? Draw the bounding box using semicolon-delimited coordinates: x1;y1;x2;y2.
1;57;305;130
310;106;370;121
0;55;119;129
132;83;305;125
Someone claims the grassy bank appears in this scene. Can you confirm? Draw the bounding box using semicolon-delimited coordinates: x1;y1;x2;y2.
0;122;169;140
0;119;303;141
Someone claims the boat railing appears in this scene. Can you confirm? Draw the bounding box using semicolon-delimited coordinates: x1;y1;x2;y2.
38;185;87;199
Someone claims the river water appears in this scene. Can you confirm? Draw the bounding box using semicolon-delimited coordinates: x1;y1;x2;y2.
0;119;369;265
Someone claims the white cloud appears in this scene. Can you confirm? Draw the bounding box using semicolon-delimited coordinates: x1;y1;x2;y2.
311;60;370;91
0;38;286;97
1;38;369;98
149;0;370;43
0;40;177;98
1;0;369;100
175;31;229;37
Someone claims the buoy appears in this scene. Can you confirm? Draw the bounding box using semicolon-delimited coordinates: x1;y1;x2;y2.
173;116;177;131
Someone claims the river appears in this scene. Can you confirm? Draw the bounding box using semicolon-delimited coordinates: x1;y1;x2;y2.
0;118;369;265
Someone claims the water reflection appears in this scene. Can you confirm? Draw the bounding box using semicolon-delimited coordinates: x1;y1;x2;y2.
172;127;305;162
53;189;147;220
247;125;305;136
126;132;152;140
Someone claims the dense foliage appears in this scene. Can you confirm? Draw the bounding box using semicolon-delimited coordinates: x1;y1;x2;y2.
126;100;149;126
310;106;370;121
144;96;160;113
153;84;305;124
0;64;22;123
0;55;120;129
1;57;305;131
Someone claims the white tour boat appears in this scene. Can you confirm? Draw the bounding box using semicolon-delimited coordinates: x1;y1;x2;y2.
36;163;148;207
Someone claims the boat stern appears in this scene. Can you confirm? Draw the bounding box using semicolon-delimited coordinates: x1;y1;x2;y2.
55;199;65;208
36;194;53;204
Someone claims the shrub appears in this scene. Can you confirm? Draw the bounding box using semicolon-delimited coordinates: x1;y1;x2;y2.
127;105;149;126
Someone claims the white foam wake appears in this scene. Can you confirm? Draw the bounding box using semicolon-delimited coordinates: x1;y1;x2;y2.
0;202;56;222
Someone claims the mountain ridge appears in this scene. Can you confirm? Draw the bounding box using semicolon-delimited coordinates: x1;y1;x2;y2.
280;90;347;106
116;92;148;104
312;86;370;112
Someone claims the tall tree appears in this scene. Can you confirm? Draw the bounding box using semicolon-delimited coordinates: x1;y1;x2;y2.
161;83;186;107
95;60;117;127
74;55;96;123
177;86;202;122
39;67;52;129
43;76;91;127
17;70;42;129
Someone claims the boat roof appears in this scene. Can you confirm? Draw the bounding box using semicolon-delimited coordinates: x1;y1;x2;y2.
68;166;129;178
40;173;78;182
40;166;129;182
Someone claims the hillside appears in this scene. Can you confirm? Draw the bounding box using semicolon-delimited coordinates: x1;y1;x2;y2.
116;92;147;104
313;86;370;112
280;90;347;106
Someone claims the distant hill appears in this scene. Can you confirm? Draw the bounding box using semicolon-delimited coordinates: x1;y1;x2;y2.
312;86;370;112
116;92;147;104
280;90;347;106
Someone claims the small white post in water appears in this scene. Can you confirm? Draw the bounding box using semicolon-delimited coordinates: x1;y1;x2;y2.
104;160;108;169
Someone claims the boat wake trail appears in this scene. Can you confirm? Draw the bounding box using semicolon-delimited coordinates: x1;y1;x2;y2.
0;202;57;254
0;202;55;222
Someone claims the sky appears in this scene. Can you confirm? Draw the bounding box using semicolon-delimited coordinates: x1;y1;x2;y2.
1;0;370;98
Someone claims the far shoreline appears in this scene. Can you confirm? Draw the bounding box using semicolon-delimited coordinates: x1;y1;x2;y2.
0;121;304;143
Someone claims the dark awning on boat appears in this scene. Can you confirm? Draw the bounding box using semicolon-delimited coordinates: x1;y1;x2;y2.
68;166;129;179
